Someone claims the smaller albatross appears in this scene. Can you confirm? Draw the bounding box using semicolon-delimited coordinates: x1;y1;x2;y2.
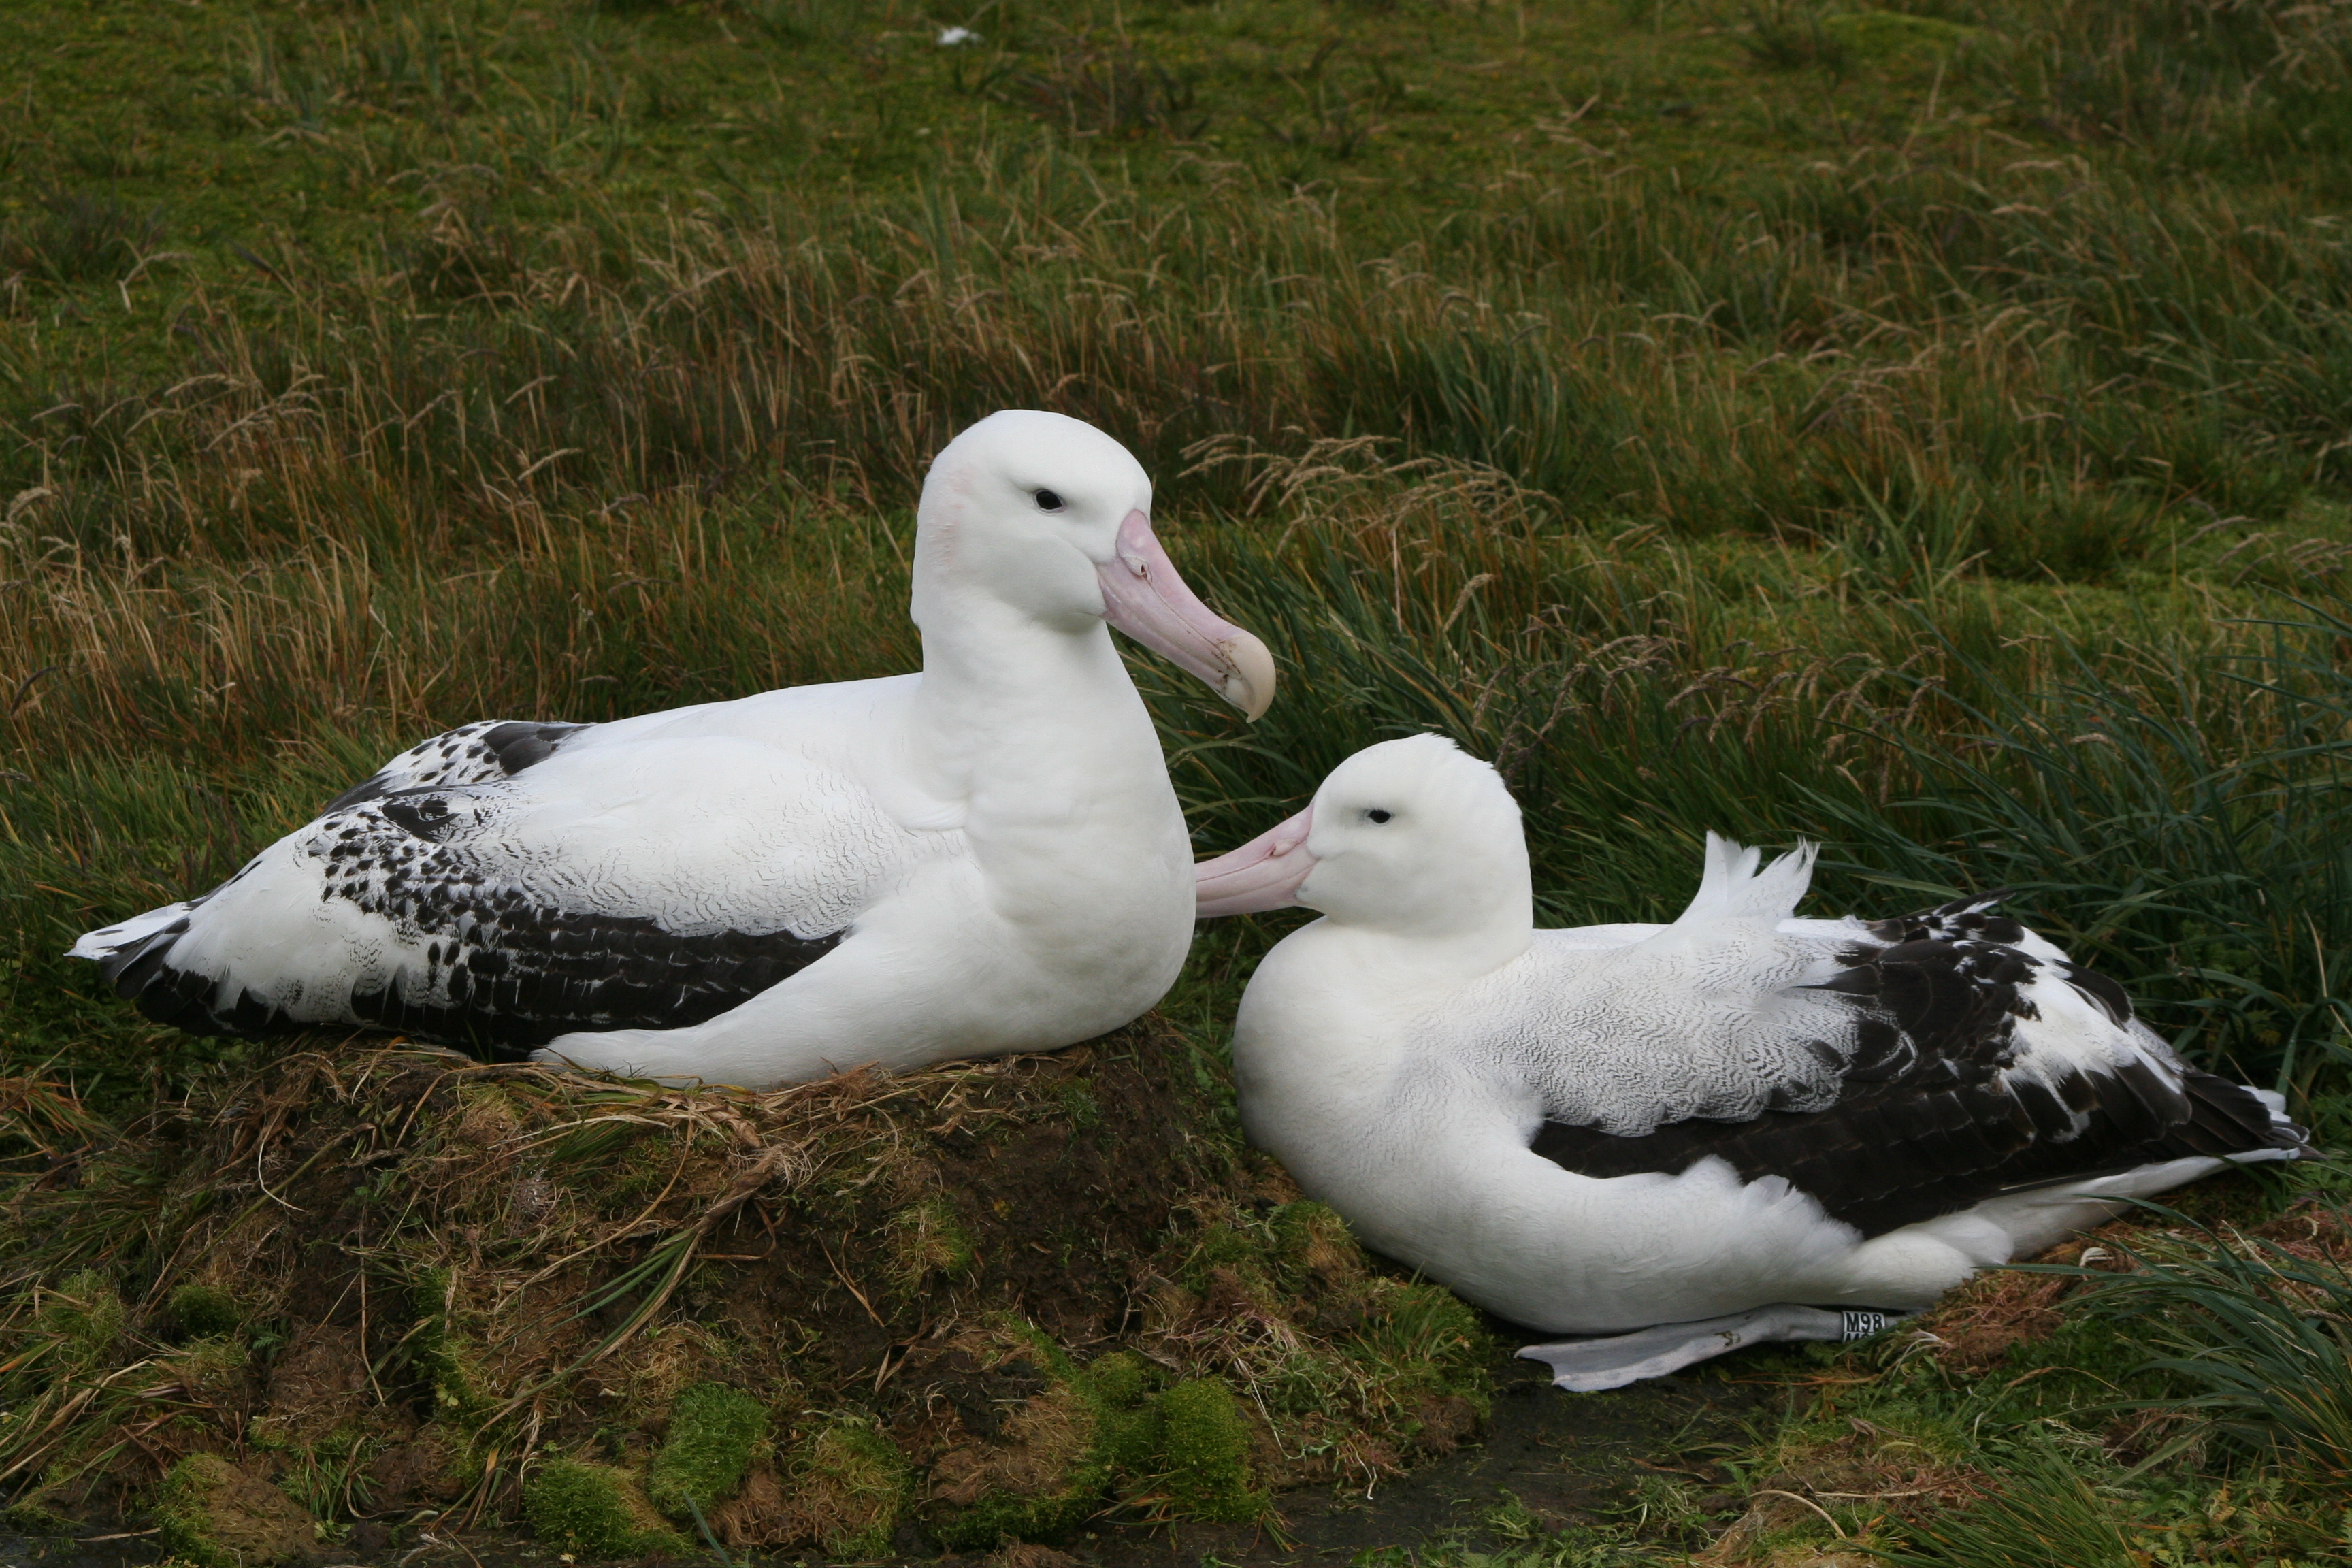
1193;734;2311;1389
71;410;1275;1089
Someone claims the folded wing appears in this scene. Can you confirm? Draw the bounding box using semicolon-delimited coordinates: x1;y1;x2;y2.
1529;889;2308;1236
77;696;955;1057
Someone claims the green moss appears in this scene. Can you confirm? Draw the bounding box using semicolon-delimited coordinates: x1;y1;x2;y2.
1185;1221;1267;1284
41;1269;125;1369
1156;1378;1265;1525
925;1473;1099;1550
1271;1200;1363;1286
407;1268;493;1424
1175;1219;1290;1328
645;1382;769;1521
1054;1081;1102;1130
885;1196;977;1290
919;1324;1109;1552
1;1492;77;1536
166;1283;241;1341
1081;1352;1164;1475
1820;8;1984;62
789;1419;909;1559
994;1313;1081;1380
1084;1350;1154;1412
921;1383;1112;1550
152;1454;319;1568
920;1335;1206;1549
1344;1279;1494;1418
521;1457;691;1558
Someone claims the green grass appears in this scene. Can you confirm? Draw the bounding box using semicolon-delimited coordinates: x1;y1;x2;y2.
6;0;2352;1558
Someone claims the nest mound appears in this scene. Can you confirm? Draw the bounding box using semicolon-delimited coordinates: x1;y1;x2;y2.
0;1020;1489;1562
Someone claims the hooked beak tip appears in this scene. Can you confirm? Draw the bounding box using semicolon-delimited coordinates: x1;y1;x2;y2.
1096;512;1279;721
1220;631;1277;721
1193;804;1316;917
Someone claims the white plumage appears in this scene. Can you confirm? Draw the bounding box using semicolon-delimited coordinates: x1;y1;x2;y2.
71;410;1275;1090
1194;734;2310;1387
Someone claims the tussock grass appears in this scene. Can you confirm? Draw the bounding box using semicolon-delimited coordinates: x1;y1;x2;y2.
2059;1202;2352;1476
1579;1194;2352;1566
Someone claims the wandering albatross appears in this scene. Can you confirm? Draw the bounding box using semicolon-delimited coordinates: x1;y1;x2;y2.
71;410;1275;1090
1192;734;2310;1388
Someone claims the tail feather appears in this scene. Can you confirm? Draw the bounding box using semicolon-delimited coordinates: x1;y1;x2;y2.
1679;833;1818;927
69;902;193;964
1989;1073;2318;1221
2180;1073;2315;1160
69;903;251;1035
74;911;251;1037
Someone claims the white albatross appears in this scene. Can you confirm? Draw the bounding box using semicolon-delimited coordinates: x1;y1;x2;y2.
71;410;1275;1090
1193;734;2311;1388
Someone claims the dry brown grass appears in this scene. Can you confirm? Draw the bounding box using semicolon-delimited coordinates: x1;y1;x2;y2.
0;1016;1490;1544
0;1030;1198;1524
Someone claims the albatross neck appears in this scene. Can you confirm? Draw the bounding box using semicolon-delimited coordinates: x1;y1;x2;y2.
906;594;1168;819
1304;860;1536;990
1320;915;1533;992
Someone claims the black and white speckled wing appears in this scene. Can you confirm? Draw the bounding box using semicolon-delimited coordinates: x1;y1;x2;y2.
1526;888;2309;1237
73;685;962;1057
321;719;592;811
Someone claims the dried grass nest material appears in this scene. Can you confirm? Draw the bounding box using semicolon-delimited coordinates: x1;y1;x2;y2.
0;1017;1490;1555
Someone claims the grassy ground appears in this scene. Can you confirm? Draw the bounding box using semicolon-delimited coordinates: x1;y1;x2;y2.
5;0;2352;1561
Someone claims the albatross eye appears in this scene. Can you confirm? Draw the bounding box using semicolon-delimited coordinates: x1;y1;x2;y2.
1034;488;1065;512
1366;809;1392;824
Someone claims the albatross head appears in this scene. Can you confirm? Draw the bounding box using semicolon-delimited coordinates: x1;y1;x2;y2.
915;410;1275;721
1194;734;1533;938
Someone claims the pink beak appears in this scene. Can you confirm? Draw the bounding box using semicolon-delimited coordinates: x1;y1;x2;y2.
1194;806;1316;917
1098;511;1277;721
